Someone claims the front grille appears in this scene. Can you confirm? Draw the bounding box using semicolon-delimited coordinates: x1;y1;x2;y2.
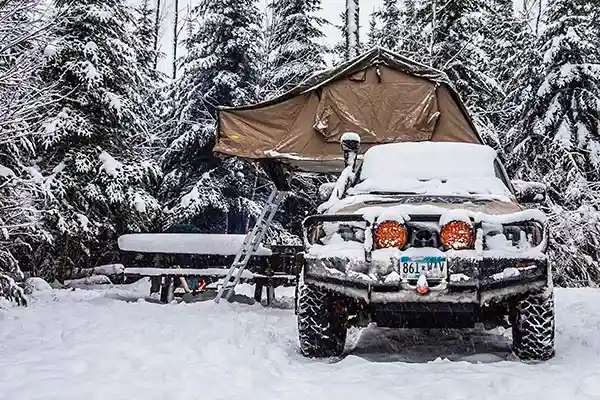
408;225;439;248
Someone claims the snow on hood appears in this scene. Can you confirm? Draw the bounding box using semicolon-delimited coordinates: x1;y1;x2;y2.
324;194;523;216
349;177;512;199
349;142;512;199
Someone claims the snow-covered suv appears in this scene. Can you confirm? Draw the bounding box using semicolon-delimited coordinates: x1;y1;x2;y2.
297;135;555;361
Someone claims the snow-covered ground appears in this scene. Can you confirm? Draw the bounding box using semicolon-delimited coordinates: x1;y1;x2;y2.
1;282;600;400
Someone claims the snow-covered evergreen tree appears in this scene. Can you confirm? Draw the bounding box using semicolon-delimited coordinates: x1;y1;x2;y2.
132;0;166;164
395;0;428;61
185;0;261;108
34;0;161;281
378;0;401;51
505;0;600;286
159;0;261;173
261;0;326;98
0;0;56;305
431;0;500;112
482;0;524;88
332;12;349;63
366;10;381;48
478;1;529;134
158;0;271;236
134;0;162;85
399;0;502;148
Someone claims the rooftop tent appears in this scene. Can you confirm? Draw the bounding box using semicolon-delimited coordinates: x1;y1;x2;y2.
214;47;484;173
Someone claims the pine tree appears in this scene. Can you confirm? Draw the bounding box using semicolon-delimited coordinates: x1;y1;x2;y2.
396;0;426;62
400;0;502;148
482;0;524;87
34;0;161;281
186;0;261;108
332;11;349;63
366;10;380;48
261;0;326;98
134;0;162;85
505;0;600;286
432;0;499;111
158;0;268;235
0;0;53;305
477;0;532;150
160;0;261;173
133;0;166;164
378;0;401;51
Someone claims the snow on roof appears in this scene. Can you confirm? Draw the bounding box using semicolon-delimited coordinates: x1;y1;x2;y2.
350;142;511;198
361;142;498;180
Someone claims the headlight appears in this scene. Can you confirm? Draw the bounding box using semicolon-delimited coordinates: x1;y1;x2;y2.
374;220;408;249
503;223;544;247
338;224;365;242
312;222;365;245
440;220;475;250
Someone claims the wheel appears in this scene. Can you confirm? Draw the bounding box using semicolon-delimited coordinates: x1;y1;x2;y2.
297;281;348;358
511;289;555;361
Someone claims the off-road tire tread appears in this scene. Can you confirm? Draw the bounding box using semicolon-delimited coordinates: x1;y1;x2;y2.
297;282;347;358
512;290;555;361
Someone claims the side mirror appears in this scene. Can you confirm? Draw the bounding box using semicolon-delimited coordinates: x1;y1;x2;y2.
318;182;336;202
341;132;361;172
512;180;547;204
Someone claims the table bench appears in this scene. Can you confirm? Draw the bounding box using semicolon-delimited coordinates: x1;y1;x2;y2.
118;233;301;305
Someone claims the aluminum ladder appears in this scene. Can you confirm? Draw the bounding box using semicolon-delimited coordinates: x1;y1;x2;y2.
214;188;286;303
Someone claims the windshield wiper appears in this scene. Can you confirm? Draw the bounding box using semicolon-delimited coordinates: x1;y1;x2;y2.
368;191;419;195
363;193;494;205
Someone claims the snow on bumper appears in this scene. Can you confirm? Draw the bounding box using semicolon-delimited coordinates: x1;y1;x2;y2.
303;253;549;305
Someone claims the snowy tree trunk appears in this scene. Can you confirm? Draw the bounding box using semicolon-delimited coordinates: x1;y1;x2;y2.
535;0;543;35
153;0;162;69
172;0;179;79
345;0;360;59
429;0;437;65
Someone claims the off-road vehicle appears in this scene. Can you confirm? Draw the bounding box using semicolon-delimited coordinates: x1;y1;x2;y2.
297;135;554;361
209;47;554;361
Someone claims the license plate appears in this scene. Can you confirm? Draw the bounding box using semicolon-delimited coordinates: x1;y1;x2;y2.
399;256;447;280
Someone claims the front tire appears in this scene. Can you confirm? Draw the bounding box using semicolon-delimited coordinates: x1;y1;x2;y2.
297;282;348;358
511;289;555;361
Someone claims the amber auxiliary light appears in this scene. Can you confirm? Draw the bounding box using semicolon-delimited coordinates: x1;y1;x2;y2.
440;220;475;250
374;221;408;249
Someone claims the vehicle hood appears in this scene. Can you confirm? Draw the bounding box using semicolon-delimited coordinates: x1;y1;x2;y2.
326;195;523;216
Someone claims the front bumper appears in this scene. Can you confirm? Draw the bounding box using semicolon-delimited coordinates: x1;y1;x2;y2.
303;255;549;305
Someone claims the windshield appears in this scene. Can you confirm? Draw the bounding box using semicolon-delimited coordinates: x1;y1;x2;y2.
348;142;513;199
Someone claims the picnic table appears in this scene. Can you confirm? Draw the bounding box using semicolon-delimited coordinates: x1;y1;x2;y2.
118;233;301;305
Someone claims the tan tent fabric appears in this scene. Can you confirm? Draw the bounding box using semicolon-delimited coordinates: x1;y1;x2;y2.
313;66;440;143
215;47;483;172
216;94;313;159
431;85;480;143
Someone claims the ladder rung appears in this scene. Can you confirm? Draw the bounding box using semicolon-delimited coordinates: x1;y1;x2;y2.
215;188;284;304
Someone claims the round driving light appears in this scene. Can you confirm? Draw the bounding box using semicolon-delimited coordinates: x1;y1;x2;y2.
440;220;475;250
374;221;408;249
